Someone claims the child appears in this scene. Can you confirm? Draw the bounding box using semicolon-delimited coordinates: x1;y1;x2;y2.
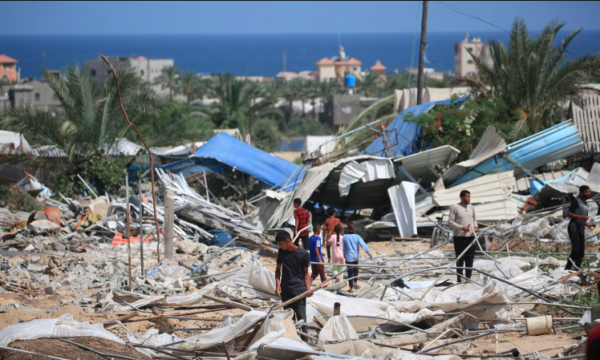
343;223;372;292
309;223;327;283
328;224;345;283
322;208;342;263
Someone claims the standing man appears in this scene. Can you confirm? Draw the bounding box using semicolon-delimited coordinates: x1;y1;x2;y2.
448;190;477;282
275;230;312;337
343;223;372;293
566;185;593;270
293;198;311;250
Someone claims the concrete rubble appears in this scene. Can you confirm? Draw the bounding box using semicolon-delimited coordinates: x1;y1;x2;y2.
1;120;600;359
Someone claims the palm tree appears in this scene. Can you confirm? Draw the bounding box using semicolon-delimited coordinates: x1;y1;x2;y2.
177;71;198;105
2;66;158;172
356;72;380;97
465;18;600;133
155;66;180;99
197;74;282;136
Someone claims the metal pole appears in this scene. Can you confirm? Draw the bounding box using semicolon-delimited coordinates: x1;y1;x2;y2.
164;189;174;262
138;178;144;274
125;173;132;291
416;0;428;105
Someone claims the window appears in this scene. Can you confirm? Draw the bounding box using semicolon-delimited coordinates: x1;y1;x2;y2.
107;70;111;75
140;70;144;76
90;69;96;77
466;47;474;52
35;93;40;101
467;60;474;64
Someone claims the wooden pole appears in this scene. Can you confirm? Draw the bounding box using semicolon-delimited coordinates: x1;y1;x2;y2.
164;189;174;262
416;0;429;105
100;53;162;263
138;178;144;274
126;173;132;291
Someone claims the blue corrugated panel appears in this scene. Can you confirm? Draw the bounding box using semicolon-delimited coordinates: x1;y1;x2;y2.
278;138;305;152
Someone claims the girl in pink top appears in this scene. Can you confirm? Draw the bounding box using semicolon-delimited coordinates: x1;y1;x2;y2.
328;225;345;283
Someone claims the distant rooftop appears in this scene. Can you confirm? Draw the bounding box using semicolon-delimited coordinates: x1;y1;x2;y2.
0;54;17;64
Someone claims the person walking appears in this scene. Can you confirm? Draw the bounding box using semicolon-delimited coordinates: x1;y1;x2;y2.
343;223;372;293
566;185;594;270
328;224;345;283
448;190;477;282
293;198;311;250
274;230;312;338
322;208;342;263
309;223;327;283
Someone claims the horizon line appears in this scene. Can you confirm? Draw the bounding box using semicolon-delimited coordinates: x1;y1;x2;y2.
0;29;593;36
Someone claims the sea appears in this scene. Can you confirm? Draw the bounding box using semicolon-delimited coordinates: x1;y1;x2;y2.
2;31;600;80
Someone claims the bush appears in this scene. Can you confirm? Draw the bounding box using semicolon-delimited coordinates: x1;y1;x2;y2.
5;187;43;212
252;118;279;152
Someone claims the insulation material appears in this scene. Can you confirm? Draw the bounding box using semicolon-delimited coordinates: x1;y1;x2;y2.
178;310;267;350
308;290;442;330
0;313;125;346
317;313;359;346
388;182;420;238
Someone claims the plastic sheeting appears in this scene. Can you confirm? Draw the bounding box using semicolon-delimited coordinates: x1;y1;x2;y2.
192;133;302;190
364;97;468;157
318;313;359;346
0;313;125;346
388;182;419;238
308;290;442;330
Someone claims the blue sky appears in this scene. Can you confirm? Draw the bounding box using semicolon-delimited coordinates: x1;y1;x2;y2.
1;1;599;35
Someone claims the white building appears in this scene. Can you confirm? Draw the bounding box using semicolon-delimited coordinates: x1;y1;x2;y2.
454;33;491;77
84;55;174;94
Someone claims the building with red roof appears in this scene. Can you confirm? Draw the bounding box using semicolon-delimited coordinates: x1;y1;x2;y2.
0;55;19;83
371;60;387;81
316;46;362;82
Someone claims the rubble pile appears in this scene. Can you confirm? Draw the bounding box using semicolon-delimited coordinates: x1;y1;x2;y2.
1;115;600;359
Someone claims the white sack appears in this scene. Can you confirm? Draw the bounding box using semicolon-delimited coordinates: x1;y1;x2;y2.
318;313;359;346
0;314;124;346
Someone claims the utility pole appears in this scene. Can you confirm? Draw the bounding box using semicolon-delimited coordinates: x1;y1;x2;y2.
283;50;286;73
416;0;428;105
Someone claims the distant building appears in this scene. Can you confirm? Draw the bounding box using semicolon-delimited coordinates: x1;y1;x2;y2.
371;60;387;81
276;72;299;81
316;46;362;81
0;80;62;115
0;55;20;83
234;76;273;82
403;67;446;81
454;33;491;77
321;94;378;130
84;55;174;93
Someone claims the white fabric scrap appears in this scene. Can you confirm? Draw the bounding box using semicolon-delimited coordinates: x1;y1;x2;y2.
318;313;359;346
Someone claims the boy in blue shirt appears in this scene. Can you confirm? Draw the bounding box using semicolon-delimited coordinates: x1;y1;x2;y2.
309;223;327;283
343;223;372;292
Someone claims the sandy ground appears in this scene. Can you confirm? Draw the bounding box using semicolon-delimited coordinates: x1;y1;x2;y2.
0;238;585;357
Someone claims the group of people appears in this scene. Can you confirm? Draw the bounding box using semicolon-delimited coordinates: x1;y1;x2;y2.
275;187;598;354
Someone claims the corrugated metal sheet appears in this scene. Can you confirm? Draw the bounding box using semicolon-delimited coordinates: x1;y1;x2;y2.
417;199;519;222
514;170;571;192
432;171;516;207
572;95;600;154
394;145;460;187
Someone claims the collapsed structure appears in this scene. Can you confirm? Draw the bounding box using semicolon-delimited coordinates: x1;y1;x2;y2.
0;96;599;359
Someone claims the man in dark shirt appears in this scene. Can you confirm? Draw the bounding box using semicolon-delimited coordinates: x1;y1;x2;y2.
566;185;593;270
293;198;311;250
275;230;312;337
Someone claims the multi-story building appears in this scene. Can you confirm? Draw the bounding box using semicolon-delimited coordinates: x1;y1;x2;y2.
0;54;20;83
316;46;362;81
454;33;491;77
84;55;174;94
1;80;62;114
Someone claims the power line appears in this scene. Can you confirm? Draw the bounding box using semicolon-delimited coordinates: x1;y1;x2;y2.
437;1;584;57
437;1;509;33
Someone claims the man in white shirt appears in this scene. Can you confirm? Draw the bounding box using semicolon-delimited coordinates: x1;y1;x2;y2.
448;190;477;282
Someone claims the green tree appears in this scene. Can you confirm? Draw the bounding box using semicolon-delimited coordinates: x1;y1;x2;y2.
356;72;381;97
198;74;282;137
155;66;180;99
465;18;600;134
177;71;198;105
2;67;159;196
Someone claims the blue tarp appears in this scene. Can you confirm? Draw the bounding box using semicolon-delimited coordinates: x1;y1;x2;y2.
192;133;303;190
128;159;219;182
451;121;582;186
528;171;574;196
364;97;469;157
